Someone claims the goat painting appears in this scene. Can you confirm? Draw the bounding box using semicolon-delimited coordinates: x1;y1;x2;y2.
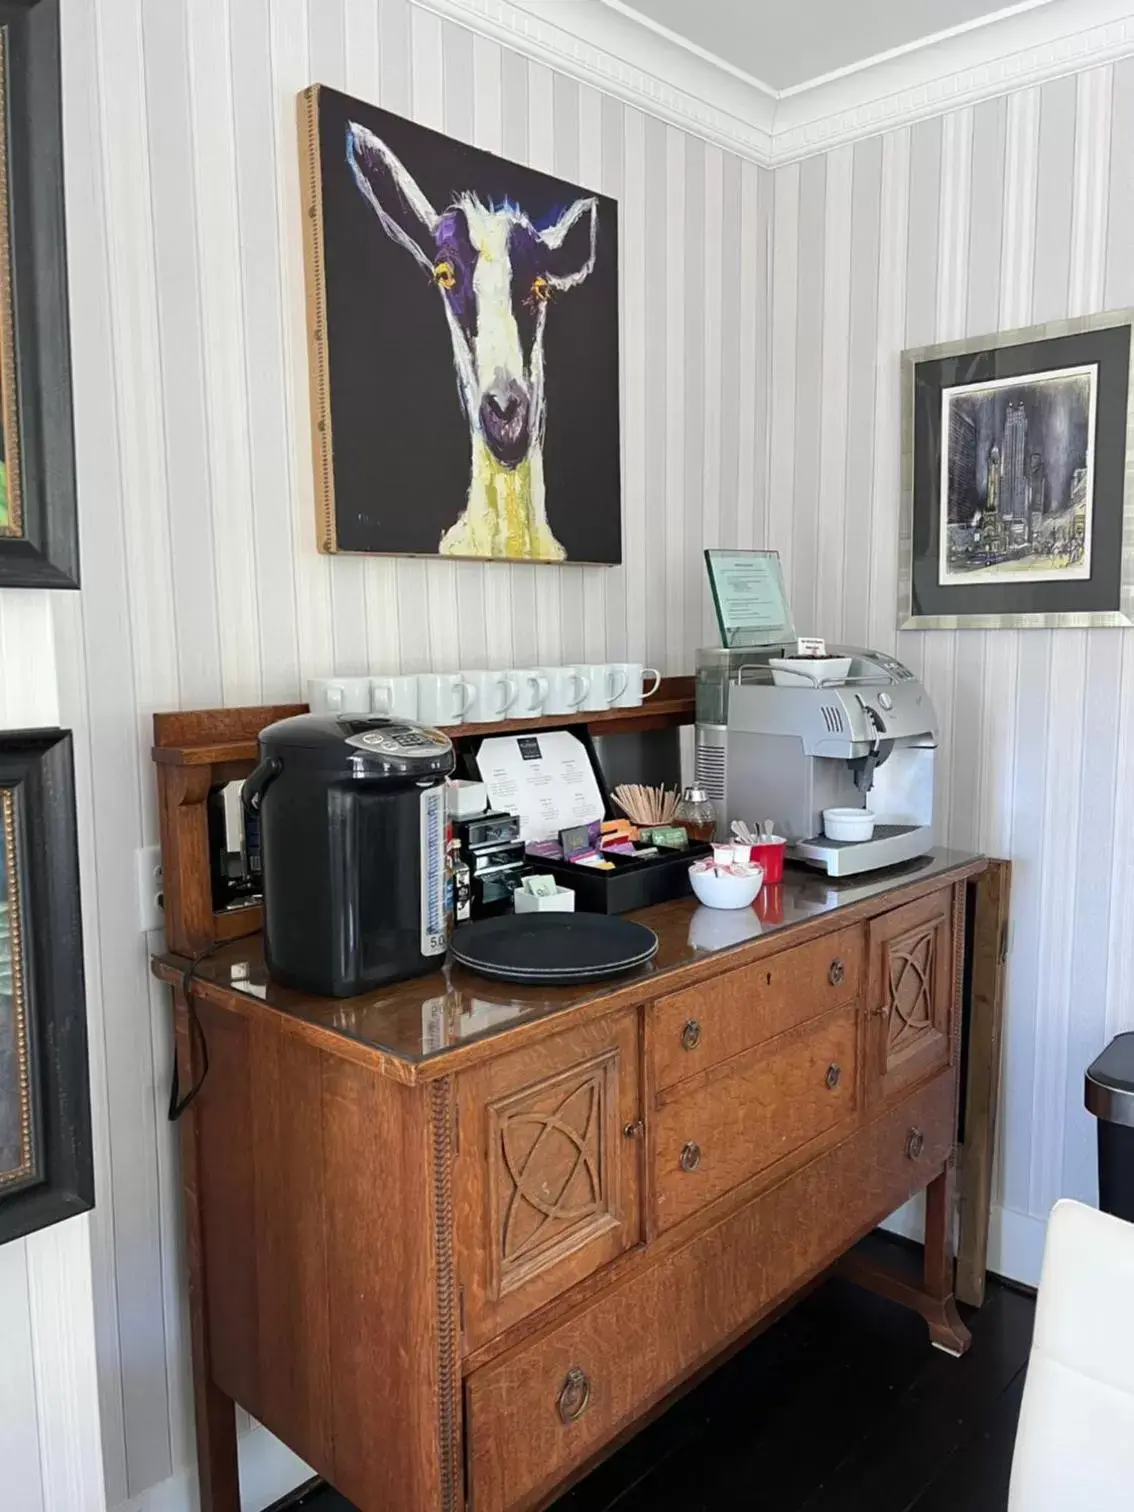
300;85;622;565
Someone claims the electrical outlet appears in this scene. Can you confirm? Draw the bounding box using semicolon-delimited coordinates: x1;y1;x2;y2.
135;845;164;933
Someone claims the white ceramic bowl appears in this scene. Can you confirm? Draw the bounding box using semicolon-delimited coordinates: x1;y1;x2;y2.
822;807;876;842
769;655;853;688
688;904;764;952
689;863;764;910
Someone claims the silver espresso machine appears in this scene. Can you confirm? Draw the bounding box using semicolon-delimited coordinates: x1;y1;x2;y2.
694;645;938;877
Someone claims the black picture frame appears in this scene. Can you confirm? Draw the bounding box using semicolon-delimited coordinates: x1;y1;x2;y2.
0;0;78;589
899;310;1134;629
0;729;92;1245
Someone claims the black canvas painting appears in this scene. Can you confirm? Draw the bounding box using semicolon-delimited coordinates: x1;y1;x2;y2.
300;85;622;565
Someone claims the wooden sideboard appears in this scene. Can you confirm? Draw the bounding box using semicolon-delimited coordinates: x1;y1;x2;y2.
153;848;984;1512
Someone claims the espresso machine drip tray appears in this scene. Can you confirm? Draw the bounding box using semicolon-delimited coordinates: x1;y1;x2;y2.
791;823;935;877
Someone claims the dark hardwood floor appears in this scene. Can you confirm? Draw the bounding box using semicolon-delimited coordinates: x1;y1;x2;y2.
288;1254;1034;1512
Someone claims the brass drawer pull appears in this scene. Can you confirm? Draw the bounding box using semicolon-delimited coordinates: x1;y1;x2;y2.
825;1063;842;1091
680;1140;702;1173
681;1018;702;1050
905;1128;925;1161
828;959;845;987
623;1119;645;1140
557;1367;591;1424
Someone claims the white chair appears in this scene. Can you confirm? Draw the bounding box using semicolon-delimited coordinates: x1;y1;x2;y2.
1008;1197;1134;1509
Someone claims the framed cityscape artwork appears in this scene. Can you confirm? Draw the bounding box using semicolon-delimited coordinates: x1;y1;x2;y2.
298;84;621;565
0;0;78;589
899;309;1134;628
0;730;91;1246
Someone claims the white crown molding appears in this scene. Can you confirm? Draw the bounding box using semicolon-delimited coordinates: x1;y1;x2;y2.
411;0;776;160
772;0;1134;162
411;0;1134;165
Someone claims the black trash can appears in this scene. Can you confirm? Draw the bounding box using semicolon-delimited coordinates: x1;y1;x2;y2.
1085;1032;1134;1222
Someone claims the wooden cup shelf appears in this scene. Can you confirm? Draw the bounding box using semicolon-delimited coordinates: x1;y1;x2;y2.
151;679;695;954
152;680;694;768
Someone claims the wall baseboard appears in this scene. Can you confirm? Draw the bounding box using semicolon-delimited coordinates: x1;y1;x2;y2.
881;1198;1048;1289
118;1424;312;1512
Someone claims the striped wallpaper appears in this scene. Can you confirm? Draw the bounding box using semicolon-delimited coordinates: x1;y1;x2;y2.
766;63;1134;1282
47;0;772;1505
0;592;104;1512
2;0;1128;1506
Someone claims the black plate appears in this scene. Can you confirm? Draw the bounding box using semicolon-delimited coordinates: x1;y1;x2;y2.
450;914;659;985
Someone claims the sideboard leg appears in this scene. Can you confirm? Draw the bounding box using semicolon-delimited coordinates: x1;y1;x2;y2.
175;990;242;1511
923;1159;972;1358
190;1369;241;1512
838;1162;972;1358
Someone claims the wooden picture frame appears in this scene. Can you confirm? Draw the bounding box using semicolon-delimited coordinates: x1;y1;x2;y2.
297;84;621;565
0;0;78;589
0;729;91;1245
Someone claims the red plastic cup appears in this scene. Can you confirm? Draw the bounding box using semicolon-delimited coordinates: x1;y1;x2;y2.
755;882;784;925
751;836;786;884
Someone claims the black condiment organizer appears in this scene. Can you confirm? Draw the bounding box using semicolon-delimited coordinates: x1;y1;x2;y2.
459;725;709;915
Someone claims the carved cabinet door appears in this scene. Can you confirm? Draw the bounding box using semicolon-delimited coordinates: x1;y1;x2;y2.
453;1009;642;1354
865;888;955;1107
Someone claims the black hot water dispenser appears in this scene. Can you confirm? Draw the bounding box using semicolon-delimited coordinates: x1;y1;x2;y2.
243;713;455;996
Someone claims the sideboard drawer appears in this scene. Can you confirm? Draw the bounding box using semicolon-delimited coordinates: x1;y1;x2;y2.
650;924;864;1094
466;1071;955;1512
651;1002;859;1233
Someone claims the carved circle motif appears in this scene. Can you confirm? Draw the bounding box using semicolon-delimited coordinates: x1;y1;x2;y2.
500;1080;602;1264
888;929;935;1049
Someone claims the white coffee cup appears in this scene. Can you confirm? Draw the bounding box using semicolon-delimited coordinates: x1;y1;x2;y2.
580;663;631;712
307;676;372;715
541;665;591;715
608;663;662;709
461;669;519;723
369;674;419;721
510;668;550;717
417;672;475;726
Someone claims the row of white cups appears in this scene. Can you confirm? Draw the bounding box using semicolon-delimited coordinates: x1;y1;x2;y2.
308;662;663;726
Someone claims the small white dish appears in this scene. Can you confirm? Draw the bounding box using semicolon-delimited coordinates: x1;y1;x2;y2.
822;807;876;842
513;886;575;914
769;655;853;688
689;862;764;910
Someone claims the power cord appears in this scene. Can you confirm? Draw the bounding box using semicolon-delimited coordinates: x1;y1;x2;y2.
167;943;220;1121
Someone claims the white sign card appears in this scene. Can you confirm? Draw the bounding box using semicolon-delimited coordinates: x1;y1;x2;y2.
476;730;605;843
704;549;796;647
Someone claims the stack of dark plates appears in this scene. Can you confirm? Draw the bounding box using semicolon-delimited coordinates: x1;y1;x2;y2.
450;914;658;986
